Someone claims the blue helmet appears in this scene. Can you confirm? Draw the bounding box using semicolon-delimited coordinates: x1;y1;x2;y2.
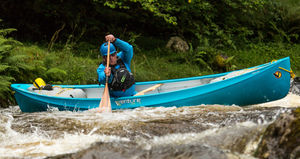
100;42;116;56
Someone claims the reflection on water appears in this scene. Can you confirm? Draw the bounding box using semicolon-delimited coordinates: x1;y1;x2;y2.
0;93;299;158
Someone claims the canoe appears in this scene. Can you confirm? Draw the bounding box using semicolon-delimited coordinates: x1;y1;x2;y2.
11;57;292;112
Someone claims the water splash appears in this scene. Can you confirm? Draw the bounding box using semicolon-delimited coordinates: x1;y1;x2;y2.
254;93;300;107
0;93;299;158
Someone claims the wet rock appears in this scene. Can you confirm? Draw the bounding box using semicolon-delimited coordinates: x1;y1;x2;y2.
166;36;189;52
47;106;287;159
255;107;300;159
50;141;229;159
290;77;300;95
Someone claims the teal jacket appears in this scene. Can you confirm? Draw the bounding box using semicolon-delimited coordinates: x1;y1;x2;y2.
97;38;136;97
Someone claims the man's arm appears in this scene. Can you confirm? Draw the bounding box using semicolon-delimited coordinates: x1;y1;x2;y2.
97;64;113;85
114;38;133;65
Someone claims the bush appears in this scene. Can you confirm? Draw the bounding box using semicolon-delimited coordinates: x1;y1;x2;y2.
0;22;25;106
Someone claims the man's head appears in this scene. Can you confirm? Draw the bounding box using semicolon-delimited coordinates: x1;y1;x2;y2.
100;42;117;65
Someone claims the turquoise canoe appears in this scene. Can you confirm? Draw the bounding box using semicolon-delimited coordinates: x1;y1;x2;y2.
11;57;292;112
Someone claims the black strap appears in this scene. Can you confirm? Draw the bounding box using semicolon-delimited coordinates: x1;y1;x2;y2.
34;81;41;89
102;57;126;75
102;58;134;91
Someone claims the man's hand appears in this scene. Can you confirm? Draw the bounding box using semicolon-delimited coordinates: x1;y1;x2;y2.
105;34;116;43
104;67;111;77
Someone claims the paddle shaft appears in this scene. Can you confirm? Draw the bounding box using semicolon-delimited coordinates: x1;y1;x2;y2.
99;41;112;112
105;41;111;83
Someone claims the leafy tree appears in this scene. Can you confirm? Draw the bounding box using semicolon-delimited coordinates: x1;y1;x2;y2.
272;0;300;42
1;0;298;49
93;0;298;47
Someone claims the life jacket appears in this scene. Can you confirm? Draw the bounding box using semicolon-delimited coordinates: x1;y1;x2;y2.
102;58;135;91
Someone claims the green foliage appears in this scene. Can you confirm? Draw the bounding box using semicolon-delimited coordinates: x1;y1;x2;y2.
95;0;299;47
2;0;299;50
225;43;300;75
102;0;178;25
0;29;99;106
272;0;300;42
187;46;236;72
9;45;47;82
11;45;99;85
0;76;14;101
0;0;298;63
0;23;24;106
132;47;212;81
58;54;98;85
46;68;67;82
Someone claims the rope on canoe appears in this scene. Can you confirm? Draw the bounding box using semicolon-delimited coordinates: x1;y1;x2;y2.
279;67;295;79
271;60;277;63
55;88;73;96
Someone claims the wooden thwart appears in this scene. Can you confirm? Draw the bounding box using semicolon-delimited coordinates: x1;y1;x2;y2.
134;84;163;96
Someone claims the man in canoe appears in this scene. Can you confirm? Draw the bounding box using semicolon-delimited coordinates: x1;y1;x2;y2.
97;34;136;97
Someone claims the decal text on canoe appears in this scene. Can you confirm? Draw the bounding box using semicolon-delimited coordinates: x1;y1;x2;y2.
115;98;141;106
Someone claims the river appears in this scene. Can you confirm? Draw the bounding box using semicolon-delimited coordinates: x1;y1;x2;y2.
0;93;299;159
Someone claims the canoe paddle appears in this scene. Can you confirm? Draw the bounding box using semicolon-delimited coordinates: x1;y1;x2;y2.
98;41;112;113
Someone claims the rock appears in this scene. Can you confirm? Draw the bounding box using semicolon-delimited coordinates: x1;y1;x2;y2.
166;36;189;52
213;54;228;72
290;77;300;95
50;141;229;159
215;55;227;68
255;108;300;159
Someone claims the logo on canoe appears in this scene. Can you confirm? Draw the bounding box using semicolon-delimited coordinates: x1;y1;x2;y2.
115;98;141;106
274;71;282;78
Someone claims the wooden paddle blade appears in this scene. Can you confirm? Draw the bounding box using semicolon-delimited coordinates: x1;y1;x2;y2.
98;84;112;113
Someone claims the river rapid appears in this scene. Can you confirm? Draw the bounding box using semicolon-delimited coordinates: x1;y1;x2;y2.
0;93;300;159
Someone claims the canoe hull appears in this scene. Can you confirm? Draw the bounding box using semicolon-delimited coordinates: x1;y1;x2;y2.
12;57;292;112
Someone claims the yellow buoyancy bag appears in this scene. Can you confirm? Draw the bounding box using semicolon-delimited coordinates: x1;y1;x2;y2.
33;78;46;90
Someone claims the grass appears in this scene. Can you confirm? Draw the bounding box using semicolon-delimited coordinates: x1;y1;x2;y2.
11;44;100;85
11;42;300;85
225;43;300;75
133;42;300;81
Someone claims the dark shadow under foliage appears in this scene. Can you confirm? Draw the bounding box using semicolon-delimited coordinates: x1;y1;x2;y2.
1;0;299;48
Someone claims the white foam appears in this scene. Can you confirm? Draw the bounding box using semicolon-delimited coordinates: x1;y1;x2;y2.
87;106;195;123
1;105;199;158
0;110;130;158
254;93;300;108
138;128;218;148
0;91;298;158
0;131;129;158
138;121;266;156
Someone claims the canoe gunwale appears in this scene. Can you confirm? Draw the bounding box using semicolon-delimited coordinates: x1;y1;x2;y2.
12;57;283;101
11;57;291;112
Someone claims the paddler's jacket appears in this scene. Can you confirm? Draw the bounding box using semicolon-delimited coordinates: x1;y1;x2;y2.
97;38;136;97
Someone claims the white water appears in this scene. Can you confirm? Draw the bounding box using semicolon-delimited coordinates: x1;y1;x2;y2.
0;93;299;158
254;92;300;107
0;106;200;158
0;110;129;158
